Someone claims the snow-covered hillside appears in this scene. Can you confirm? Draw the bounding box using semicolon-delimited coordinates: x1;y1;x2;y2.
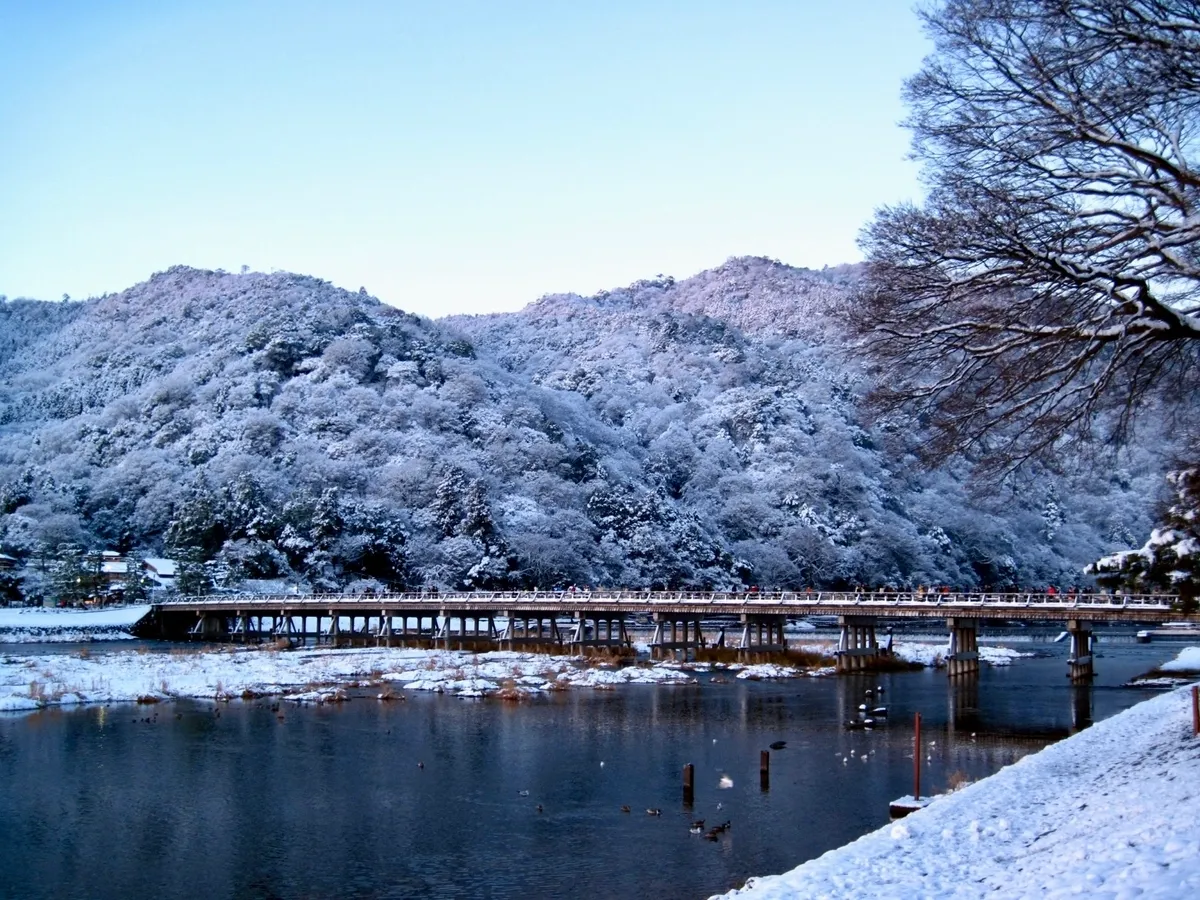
0;260;1166;599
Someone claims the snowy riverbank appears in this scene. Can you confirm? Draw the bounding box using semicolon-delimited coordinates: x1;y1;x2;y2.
0;638;1034;712
710;657;1200;900
0;604;150;643
0;645;818;711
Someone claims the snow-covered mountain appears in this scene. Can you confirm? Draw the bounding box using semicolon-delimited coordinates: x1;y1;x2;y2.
0;260;1164;599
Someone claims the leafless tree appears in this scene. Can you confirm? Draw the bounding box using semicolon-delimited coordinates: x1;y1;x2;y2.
855;0;1200;473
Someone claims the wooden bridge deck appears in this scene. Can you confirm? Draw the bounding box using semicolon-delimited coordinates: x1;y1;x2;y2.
152;589;1184;624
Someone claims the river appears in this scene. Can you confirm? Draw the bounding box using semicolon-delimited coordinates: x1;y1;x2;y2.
0;636;1185;900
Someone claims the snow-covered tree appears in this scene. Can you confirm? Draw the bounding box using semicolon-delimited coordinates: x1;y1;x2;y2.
1090;467;1200;606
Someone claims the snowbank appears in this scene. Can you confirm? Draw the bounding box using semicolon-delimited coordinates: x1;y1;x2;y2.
891;641;1032;668
710;683;1200;900
1161;646;1200;673
0;605;150;643
0;635;1038;710
0;646;824;710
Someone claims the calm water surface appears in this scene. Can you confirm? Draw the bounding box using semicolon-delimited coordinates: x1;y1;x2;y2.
0;639;1184;900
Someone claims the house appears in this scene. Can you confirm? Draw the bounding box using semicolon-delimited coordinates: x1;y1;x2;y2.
142;557;178;587
98;551;129;585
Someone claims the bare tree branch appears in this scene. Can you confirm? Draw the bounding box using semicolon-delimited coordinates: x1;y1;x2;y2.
854;0;1200;477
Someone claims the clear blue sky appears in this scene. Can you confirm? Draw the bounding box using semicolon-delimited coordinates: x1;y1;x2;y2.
0;1;929;318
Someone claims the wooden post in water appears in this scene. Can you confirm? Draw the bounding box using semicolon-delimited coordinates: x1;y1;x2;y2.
760;750;770;791
683;763;694;805
913;711;922;801
1193;685;1199;737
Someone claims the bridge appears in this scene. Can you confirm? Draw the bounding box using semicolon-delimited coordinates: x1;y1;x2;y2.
143;589;1191;682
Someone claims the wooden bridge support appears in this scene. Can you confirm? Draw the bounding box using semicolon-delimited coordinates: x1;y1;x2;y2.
568;614;630;654
947;673;980;734
836;616;879;672
501;615;564;651
945;617;980;677
649;614;705;660
1070;684;1093;732
433;613;500;651
739;615;787;661
1066;619;1095;682
393;614;440;647
192;613;229;641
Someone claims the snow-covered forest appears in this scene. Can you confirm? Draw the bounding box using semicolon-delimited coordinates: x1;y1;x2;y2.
0;259;1170;602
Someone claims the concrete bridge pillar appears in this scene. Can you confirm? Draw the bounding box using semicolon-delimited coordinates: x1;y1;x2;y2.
945;617;980;677
836;616;879;672
1066;619;1095;682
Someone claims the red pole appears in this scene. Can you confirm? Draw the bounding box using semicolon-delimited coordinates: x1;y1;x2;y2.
1192;686;1198;737
914;711;922;801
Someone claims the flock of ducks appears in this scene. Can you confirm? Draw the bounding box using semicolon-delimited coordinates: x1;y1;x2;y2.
616;806;732;840
845;685;888;730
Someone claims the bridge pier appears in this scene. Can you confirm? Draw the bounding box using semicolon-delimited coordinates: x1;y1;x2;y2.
568;614;630;654
394;614;440;647
271;611;297;645
1071;684;1093;732
650;614;705;660
501;615;563;652
739;615;787;661
945;617;980;677
1066;619;1095;682
377;612;394;646
836;616;879;672
196;613;229;641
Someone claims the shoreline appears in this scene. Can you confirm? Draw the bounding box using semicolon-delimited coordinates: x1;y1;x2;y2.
0;638;1032;712
708;678;1200;899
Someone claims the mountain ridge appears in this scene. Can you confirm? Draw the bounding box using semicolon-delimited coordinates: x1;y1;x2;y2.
0;259;1164;602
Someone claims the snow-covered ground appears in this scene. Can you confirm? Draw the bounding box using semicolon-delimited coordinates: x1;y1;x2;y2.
891;642;1032;668
0;636;1041;712
1161;646;1200;673
711;649;1200;900
0;604;150;643
0;644;827;711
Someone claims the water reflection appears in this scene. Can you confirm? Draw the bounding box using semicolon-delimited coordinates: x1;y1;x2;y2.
0;641;1180;900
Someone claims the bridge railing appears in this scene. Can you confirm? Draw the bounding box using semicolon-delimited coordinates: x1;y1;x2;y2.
155;590;1177;611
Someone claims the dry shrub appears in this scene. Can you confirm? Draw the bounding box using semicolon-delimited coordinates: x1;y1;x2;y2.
786;647;834;668
28;680;45;701
75;646;91;660
497;678;524;702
